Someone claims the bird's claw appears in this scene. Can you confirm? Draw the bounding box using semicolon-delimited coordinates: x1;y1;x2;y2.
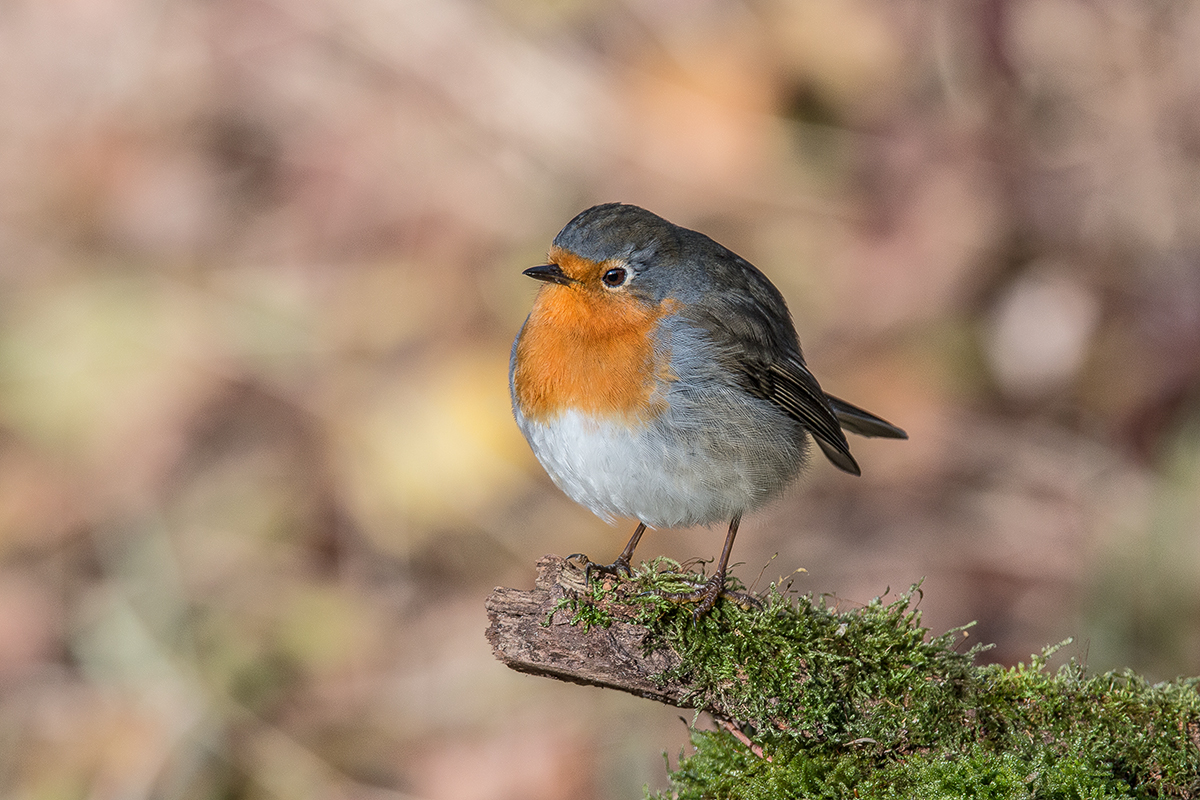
660;575;762;620
565;553;633;584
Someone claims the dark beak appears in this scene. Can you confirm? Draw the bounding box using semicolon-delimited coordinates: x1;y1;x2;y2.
523;264;576;286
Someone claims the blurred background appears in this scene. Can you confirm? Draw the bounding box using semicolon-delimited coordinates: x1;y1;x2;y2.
1;0;1199;797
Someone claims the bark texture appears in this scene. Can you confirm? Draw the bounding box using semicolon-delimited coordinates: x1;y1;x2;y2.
485;555;691;706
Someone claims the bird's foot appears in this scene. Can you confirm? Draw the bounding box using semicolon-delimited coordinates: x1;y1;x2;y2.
659;573;762;620
565;552;633;584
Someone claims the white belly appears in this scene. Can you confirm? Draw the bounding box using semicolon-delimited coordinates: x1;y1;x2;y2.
516;402;808;528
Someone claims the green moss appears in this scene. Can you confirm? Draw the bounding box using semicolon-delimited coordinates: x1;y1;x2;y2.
548;578;616;630
564;560;1200;798
664;731;1153;800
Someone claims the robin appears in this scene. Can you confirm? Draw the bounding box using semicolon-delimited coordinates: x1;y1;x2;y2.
510;203;906;617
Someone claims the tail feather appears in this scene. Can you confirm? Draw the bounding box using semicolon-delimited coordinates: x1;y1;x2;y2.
826;395;908;440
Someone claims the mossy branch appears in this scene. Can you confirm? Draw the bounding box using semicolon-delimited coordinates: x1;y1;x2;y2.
485;554;688;704
486;555;1200;799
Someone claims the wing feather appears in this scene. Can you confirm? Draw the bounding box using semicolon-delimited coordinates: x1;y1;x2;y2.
675;245;901;476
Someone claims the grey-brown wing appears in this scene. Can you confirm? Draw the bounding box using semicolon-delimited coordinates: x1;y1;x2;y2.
677;246;888;476
747;359;861;476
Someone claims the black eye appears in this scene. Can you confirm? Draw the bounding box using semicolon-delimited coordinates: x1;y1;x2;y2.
601;267;628;287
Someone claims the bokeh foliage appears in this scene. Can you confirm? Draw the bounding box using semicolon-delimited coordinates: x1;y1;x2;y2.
1;0;1200;797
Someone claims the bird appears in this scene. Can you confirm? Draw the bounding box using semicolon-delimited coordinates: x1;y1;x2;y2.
509;203;906;617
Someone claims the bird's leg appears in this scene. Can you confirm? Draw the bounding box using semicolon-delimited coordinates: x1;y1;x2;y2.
661;515;757;618
567;522;646;582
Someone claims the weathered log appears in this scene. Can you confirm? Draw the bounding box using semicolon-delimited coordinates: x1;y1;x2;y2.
485;555;691;706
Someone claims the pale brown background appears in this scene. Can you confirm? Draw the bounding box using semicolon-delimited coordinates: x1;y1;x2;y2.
1;1;1199;798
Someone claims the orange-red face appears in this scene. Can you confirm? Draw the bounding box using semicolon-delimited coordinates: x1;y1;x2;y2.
513;246;679;424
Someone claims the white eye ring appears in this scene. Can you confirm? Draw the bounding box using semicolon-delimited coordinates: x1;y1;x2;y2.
601;266;631;289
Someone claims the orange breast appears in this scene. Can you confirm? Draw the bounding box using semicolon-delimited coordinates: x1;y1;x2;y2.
513;280;678;424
